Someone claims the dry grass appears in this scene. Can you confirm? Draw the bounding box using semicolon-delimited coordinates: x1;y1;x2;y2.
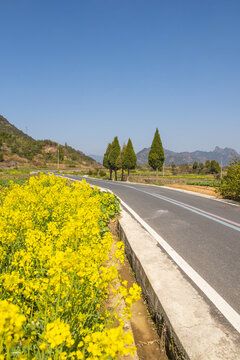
165;184;222;198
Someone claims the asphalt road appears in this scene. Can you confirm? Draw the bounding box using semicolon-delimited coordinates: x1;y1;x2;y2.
65;175;240;322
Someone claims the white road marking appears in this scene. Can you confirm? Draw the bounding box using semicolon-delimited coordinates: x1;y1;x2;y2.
101;181;240;231
118;197;240;334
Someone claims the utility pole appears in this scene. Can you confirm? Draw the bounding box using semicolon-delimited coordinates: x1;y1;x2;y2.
163;162;165;177
220;158;223;179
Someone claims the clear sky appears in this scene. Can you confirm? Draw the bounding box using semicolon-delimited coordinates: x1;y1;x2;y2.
0;0;240;155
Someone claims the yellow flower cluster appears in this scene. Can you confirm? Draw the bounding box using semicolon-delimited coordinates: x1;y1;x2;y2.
84;326;135;359
0;300;26;350
44;319;73;349
0;174;141;359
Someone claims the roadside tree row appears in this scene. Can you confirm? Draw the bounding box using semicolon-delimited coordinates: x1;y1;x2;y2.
192;160;221;174
103;137;137;181
103;128;165;182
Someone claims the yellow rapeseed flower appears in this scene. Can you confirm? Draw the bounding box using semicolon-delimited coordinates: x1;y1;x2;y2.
0;174;140;359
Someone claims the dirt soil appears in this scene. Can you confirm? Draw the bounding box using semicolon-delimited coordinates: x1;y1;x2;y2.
109;221;168;360
126;174;222;199
164;184;222;198
118;259;168;360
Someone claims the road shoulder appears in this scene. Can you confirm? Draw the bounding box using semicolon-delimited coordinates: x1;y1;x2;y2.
118;209;240;360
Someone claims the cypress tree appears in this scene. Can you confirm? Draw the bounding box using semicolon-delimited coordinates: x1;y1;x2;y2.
108;136;121;181
148;128;165;182
103;143;112;180
122;138;137;181
116;144;127;181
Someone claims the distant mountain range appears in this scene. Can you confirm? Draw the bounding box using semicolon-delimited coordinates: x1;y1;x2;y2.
88;154;104;164
90;146;239;167
136;146;240;166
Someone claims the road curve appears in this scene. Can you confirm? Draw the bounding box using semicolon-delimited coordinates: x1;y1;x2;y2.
65;175;240;329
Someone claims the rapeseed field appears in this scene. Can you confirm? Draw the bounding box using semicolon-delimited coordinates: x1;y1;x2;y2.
0;174;140;359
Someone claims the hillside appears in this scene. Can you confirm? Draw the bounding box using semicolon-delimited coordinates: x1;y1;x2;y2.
0;115;96;168
0;115;33;141
137;146;240;166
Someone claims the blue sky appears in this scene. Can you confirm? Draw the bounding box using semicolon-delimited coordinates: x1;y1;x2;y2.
0;0;240;155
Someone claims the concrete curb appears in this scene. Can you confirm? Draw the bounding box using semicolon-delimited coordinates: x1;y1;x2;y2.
117;209;240;360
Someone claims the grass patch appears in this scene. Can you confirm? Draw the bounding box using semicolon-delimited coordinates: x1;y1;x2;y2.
186;181;221;187
0;178;29;187
0;169;32;187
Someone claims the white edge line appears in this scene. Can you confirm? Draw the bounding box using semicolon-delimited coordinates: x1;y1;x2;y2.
61;175;240;333
119;198;240;334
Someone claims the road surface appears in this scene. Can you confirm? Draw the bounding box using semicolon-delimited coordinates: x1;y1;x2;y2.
64;175;240;332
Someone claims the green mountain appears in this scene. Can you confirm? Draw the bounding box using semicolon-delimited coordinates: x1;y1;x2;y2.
0;115;33;141
0;115;96;168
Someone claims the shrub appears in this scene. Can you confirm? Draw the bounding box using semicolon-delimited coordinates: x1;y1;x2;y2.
45;152;54;160
71;153;78;161
99;169;106;177
218;158;240;201
210;160;220;174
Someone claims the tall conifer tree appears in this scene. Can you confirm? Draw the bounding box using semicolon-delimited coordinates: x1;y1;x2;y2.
103;143;112;180
148;128;165;182
122;138;137;181
116;144;127;181
108;136;121;181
